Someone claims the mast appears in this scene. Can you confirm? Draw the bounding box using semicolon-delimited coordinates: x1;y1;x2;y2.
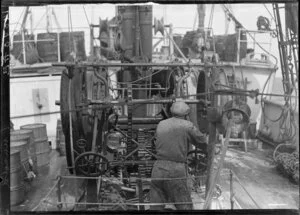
20;7;30;64
197;4;206;29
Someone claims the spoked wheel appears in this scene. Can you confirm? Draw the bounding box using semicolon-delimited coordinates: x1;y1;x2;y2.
187;149;208;175
74;152;109;177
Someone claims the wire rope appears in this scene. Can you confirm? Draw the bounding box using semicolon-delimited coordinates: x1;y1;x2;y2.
223;5;278;66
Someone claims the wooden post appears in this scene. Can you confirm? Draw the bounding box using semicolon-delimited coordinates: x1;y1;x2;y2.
205;64;218;200
21;29;26;64
57;176;62;210
205;121;217;199
204;120;232;209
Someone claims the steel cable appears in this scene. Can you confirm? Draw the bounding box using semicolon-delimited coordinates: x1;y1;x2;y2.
223;5;278;66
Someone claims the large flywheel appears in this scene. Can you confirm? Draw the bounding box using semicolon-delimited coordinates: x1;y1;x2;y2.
60;67;89;173
60;66;110;174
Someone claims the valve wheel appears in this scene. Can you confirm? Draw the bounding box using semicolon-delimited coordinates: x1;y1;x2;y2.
75;152;109;177
187;149;208;174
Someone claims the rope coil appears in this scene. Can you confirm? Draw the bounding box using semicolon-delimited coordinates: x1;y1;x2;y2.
273;143;299;184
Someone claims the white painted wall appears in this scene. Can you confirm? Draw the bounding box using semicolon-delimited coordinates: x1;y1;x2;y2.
10;75;61;149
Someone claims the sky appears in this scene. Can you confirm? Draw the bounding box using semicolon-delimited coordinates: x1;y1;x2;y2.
9;3;285;77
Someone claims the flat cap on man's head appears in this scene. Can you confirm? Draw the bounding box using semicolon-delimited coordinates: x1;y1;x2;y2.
170;101;190;117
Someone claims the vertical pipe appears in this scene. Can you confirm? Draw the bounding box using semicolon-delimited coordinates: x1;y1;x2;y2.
21;29;26;64
68;78;75;173
169;24;174;57
230;169;234;209
57;32;61;62
92;116;98;152
137;177;144;210
135;6;140;57
236;28;241;63
90;26;94;57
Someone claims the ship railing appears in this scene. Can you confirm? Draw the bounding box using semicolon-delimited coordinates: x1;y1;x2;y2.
237;28;274;65
30;168;262;211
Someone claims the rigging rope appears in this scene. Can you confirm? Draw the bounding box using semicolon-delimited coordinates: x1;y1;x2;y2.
82;5;90;26
263;4;275;22
11;7;26;38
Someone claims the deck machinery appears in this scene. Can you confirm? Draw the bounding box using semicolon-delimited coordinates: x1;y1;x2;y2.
59;5;253;210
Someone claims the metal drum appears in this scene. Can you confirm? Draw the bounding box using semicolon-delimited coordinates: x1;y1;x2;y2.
11;129;37;173
10;150;25;206
138;5;153;61
116;5;152;60
10;134;30;178
117;6;135;58
222;99;251;137
21;123;50;168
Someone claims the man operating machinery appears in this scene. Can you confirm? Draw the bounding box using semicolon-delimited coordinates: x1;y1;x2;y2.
150;101;207;210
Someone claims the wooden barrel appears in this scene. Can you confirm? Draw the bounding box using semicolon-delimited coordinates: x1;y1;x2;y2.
11;129;37;173
20;123;50;168
10;134;30;178
10;150;25;206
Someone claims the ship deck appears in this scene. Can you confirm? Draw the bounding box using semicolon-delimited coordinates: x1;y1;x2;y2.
10;142;299;212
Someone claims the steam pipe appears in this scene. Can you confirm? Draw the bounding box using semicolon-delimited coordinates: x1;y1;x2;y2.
88;98;208;105
117;117;163;124
135;6;140;57
53;62;205;67
94;68;109;97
